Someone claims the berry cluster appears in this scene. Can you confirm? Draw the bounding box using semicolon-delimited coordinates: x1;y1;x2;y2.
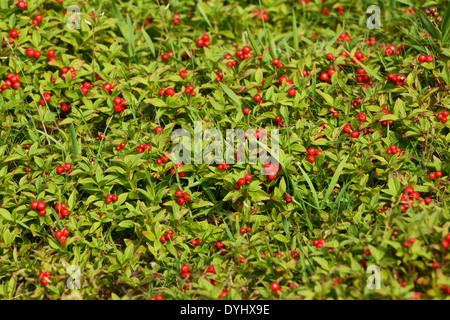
239;226;252;234
425;6;443;23
55;202;71;219
0;73;22;93
38;271;51;286
32;14;43;26
399;186;431;212
160;229;174;243
343;123;360;138
356;68;373;86
162;51;174;61
31;201;47;216
47;49;57;62
95;133;106;141
180;264;191;279
26;46;41;58
215;71;223;82
274;116;283;126
312;238;327;249
402;237;416;248
384;44;406;56
428;171;443;180
189;238;203;246
105;193;119;204
55;228;70;244
56;163;72;175
272;57;283;68
175;189;191;205
158;87;176;96
80;82;92;95
155;155;169;165
306;147;322;163
436;110;449;123
61;67;77;80
234;174;253;190
102;82;117;94
39;92;51;105
196;34;210;48
217;161;230;170
418;54;434;63
184;84;196;96
380;108;395;126
17;0;28;9
351;51;366;64
170;163;185;177
386;144;403;156
173;13;180;25
364;36;376;46
253;8;268;22
223;53;238;68
320;69;335;83
235;45;252;61
213;241;226;254
263;162;278;180
115;142;126;151
149;294;164;300
137;143;151;153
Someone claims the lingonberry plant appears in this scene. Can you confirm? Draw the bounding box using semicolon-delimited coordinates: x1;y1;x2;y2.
0;0;449;302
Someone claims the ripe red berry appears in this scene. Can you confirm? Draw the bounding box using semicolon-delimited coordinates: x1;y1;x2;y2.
181;265;190;273
238;178;246;186
271;282;280;291
245;174;253;181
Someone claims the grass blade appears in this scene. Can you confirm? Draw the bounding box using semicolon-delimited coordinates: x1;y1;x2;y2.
142;29;155;57
70;122;79;160
320;155;348;210
292;9;298;51
296;162;320;209
219;82;241;107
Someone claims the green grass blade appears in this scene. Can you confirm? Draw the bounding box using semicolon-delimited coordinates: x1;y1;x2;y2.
219;82;241;107
320;155;348;210
70;123;79;160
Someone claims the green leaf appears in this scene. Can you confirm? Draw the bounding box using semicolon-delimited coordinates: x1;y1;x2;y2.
320;155;348;210
219;82;241;107
0;209;12;221
142;29;155;57
70;123;79;160
197;1;213;30
118;220;135;228
416;10;442;40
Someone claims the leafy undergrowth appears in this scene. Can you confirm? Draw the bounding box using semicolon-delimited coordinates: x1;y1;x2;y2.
0;0;449;300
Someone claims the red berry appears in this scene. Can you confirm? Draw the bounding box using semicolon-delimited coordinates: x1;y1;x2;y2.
271;282;280;291
181;265;190;273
